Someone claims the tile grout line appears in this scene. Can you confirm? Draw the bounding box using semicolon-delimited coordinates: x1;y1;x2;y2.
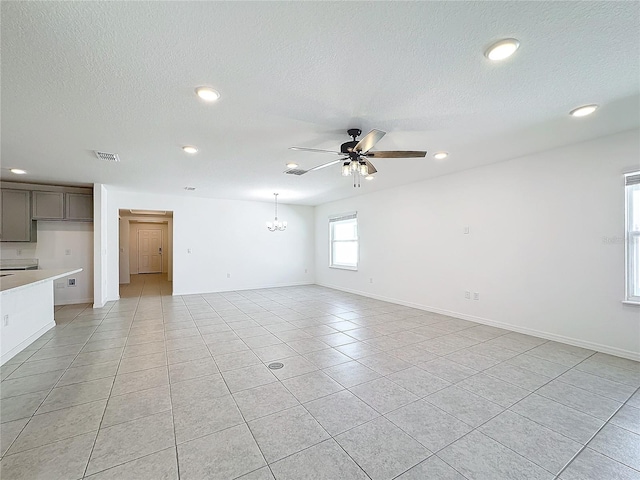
552;383;640;479
198;295;276;479
160;291;182;480
206;291;374;479
1;302;113;461
81;294;139;478
422;350;603;479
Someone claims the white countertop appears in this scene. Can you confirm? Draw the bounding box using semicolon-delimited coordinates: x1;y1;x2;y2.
0;268;82;294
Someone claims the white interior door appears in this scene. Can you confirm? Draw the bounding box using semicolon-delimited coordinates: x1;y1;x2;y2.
138;229;162;273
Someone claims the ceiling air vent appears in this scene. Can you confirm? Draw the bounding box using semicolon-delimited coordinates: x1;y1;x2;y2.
285;169;307;176
95;151;120;162
184;186;196;191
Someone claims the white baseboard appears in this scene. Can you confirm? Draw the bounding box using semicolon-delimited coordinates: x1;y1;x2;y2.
173;281;315;296
94;295;119;309
1;321;55;366
55;297;93;307
317;282;640;362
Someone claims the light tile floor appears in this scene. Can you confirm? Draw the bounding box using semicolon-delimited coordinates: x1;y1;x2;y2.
1;274;639;479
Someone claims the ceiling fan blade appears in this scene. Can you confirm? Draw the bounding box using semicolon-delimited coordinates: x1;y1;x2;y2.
309;159;344;171
354;129;386;153
289;147;343;155
366;150;427;158
365;160;377;174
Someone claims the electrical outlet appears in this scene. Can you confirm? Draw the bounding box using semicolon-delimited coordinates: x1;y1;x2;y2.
463;226;470;234
68;278;76;287
465;291;471;299
474;292;480;300
16;249;22;256
227;273;231;278
187;248;192;254
65;249;71;255
3;315;8;327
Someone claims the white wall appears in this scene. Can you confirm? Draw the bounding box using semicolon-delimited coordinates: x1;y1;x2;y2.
315;129;640;360
93;184;108;308
98;189;315;300
0;222;93;305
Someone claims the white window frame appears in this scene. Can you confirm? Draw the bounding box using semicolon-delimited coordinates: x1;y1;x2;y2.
625;172;640;303
329;213;358;271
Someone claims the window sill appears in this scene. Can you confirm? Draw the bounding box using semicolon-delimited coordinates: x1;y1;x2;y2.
330;265;358;271
622;301;640;306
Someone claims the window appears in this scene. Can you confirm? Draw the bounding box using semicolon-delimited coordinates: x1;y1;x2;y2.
329;213;358;270
626;172;640;302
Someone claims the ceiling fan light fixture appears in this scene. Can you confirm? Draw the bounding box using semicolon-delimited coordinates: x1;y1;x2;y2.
433;151;449;160
286;162;298;169
485;38;520;61
570;104;598;117
289;129;425;187
195;86;220;102
182;145;198;154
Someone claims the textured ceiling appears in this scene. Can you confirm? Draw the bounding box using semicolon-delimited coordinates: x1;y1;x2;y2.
1;1;639;205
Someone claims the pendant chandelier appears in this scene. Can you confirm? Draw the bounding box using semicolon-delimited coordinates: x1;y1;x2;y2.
266;193;287;231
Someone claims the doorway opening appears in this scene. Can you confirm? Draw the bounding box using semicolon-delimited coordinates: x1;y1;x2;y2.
118;209;173;296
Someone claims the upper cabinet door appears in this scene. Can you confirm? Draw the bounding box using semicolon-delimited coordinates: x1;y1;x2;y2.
32;191;65;220
65;193;93;221
1;189;34;241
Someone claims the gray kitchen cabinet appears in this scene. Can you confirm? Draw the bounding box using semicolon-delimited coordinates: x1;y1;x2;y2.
32;191;65;220
1;189;37;242
65;193;93;221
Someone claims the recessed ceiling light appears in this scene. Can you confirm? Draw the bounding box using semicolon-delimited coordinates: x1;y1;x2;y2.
286;162;298;169
569;104;598;117
433;152;449;160
365;175;374;180
485;38;520;61
182;145;198;154
10;168;27;175
195;86;220;102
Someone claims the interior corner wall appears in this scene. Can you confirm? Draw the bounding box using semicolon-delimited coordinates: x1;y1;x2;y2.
103;190;315;299
315;129;640;360
93;183;108;308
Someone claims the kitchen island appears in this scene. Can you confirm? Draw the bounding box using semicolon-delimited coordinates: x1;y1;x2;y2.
0;268;81;365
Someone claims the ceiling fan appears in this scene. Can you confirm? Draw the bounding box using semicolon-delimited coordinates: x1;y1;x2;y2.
286;129;427;187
